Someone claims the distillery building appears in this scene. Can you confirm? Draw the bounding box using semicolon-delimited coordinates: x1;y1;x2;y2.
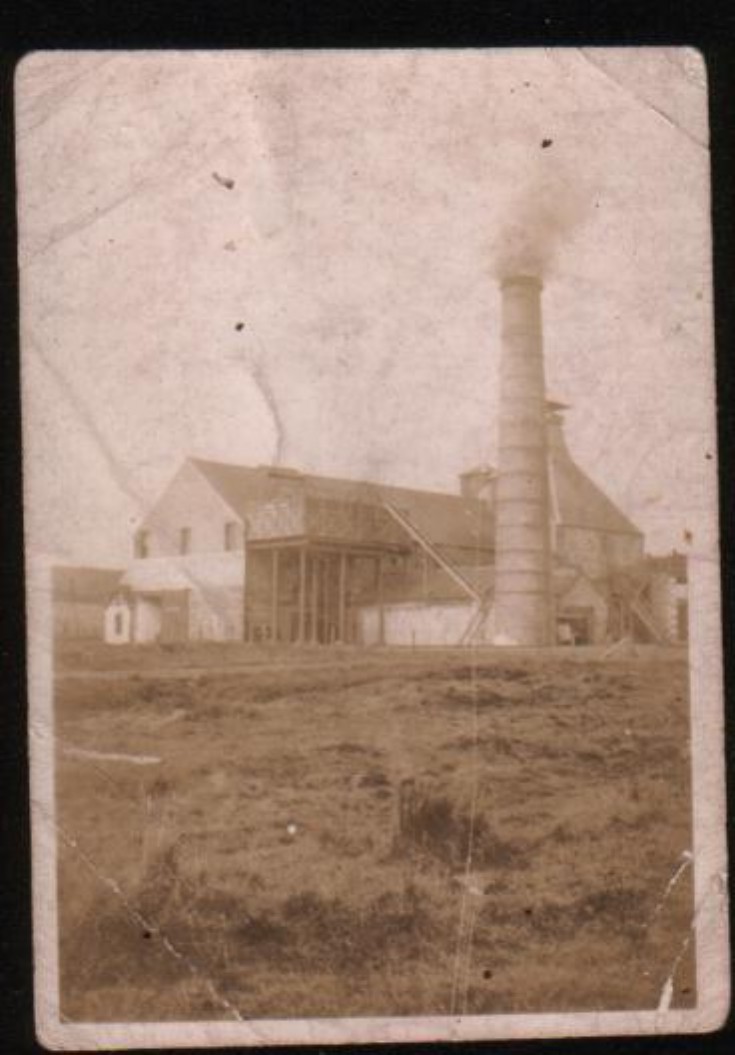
99;274;685;648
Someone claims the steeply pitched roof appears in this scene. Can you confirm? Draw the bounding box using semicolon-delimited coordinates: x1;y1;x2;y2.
188;460;270;518
189;458;494;551
548;420;642;537
552;456;641;536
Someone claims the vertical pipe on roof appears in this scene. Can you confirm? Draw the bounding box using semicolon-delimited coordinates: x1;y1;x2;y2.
493;274;553;646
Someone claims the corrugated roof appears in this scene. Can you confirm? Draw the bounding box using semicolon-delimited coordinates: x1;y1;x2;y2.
190;458;494;551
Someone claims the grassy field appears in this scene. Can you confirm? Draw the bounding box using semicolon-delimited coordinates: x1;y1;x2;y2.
54;643;695;1021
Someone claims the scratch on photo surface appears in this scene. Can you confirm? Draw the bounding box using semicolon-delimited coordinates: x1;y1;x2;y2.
61;745;162;766
645;849;693;930
28;330;251;619
53;734;134;796
656;870;727;1013
576;49;708;151
27;332;146;512
449;552;483;1016
41;806;247;1022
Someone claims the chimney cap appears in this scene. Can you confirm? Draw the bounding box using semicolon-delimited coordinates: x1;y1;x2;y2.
460;464;496;479
546;398;570;414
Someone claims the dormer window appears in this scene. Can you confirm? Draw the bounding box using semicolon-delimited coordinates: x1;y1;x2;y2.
179;527;191;555
224;521;239;551
134;530;150;559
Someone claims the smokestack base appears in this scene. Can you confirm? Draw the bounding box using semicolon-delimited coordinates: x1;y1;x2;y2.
500;273;543;292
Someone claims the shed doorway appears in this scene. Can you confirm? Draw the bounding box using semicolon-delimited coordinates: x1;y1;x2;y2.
558;606;594;646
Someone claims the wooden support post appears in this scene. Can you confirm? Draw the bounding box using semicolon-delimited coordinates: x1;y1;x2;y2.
271;548;279;643
298;547;306;644
377;555;385;646
310;554;319;644
243;543;251;643
320;555;325;643
338;551;347;644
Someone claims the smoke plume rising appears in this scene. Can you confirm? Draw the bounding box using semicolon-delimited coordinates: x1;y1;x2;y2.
494;170;592;278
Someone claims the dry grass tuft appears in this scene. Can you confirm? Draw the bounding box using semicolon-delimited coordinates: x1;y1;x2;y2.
55;645;695;1020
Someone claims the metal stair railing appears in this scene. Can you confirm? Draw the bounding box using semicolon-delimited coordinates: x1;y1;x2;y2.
629;595;666;644
459;589;494;646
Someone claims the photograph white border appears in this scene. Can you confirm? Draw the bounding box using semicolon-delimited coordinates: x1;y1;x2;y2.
22;45;730;1047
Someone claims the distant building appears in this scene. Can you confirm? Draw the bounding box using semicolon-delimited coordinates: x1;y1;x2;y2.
102;404;685;647
52;566;123;641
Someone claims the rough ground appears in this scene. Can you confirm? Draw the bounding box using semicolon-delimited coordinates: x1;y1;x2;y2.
54;642;695;1021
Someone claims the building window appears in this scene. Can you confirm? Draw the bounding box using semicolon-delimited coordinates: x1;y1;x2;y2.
224;521;239;551
179;527;191;554
134;530;150;558
114;612;123;635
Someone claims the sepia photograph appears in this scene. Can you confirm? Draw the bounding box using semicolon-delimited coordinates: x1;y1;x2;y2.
18;48;728;1046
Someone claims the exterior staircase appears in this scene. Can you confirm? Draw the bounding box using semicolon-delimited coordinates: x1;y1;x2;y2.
459;589;494;645
380;500;480;602
629;595;667;644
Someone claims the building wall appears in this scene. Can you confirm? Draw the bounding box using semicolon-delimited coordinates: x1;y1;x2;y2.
126;464;247;641
125;551;245;593
138;461;245;557
557;526;643;580
124;552;245;642
557;575;609;644
54;600;106;640
133;595;162;643
358;600;475;646
188;585;244;641
104;600;132;644
304;497;404;546
649;573;688;643
248;496;305;540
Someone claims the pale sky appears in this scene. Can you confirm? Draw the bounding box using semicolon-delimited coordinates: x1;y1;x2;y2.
16;48;717;566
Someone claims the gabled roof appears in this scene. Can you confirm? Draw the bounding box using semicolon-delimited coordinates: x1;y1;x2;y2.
188;460;272;517
548;419;642;537
189;458;494;551
379;489;493;550
552;454;641;535
187;417;640;556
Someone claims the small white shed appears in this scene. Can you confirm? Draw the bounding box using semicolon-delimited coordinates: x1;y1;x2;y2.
104;594;133;645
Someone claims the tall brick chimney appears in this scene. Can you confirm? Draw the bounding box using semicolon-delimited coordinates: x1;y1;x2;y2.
493;274;553;646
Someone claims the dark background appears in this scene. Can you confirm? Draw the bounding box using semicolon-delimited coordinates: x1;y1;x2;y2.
1;2;733;1053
